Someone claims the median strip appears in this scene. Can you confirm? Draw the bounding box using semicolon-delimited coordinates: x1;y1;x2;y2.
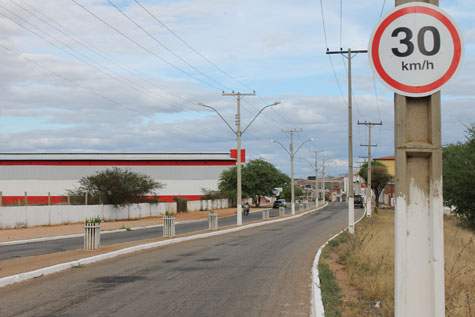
0;204;327;288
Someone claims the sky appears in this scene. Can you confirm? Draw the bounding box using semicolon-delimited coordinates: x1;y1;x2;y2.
0;0;473;178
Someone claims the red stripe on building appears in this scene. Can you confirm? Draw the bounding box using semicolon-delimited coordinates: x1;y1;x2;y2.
1;195;204;205
0;160;236;166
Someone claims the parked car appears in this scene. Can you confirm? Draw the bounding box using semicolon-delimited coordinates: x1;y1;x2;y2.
273;199;287;208
354;195;364;208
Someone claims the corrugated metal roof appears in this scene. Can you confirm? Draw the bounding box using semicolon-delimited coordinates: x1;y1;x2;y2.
0;153;234;161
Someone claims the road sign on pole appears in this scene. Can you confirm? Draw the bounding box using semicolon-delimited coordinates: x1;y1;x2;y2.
369;2;463;97
369;1;464;316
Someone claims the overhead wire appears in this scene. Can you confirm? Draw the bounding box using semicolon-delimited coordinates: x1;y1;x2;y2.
94;0;294;137
13;0;203;107
0;43;151;118
133;0;254;93
105;0;232;92
130;1;297;132
70;0;224;92
0;4;198;113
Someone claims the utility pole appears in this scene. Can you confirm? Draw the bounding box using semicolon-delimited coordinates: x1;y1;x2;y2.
272;131;313;215
200;92;279;226
326;48;367;234
393;1;445;316
222;91;255;225
358;121;382;217
321;159;328;203
282;129;303;215
311;150;323;206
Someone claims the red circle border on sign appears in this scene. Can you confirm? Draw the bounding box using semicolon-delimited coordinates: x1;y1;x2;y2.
371;5;462;95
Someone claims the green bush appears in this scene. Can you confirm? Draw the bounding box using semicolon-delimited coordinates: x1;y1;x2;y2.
174;197;188;213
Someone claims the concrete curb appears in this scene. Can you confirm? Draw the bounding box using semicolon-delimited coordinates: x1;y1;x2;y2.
311;207;367;317
0;205;322;288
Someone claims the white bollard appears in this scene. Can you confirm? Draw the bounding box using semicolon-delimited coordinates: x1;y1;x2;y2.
209;212;218;230
262;209;270;220
279;206;285;216
84;222;101;250
163;215;175;237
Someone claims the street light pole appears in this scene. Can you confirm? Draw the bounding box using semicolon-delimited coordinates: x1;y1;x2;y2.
272;133;314;215
199;98;280;225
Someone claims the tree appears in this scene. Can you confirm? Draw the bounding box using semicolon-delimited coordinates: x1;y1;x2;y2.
358;161;392;207
68;167;162;206
218;159;290;207
443;122;475;229
280;183;305;202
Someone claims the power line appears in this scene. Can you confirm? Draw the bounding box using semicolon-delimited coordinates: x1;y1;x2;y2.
12;0;202;107
133;0;297;133
133;0;253;93
70;0;223;92
0;5;197;113
0;43;151;118
105;0;231;92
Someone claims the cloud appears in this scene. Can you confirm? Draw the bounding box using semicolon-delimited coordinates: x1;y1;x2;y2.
0;0;472;180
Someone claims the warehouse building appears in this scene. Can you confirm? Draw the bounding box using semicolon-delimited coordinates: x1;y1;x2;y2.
0;152;241;205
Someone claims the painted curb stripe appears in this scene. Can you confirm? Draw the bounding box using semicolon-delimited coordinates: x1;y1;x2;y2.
311;208;367;317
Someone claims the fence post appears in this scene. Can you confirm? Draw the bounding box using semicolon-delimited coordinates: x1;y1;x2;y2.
85;192;88;205
67;194;70;205
0;191;2;206
24;192;28;206
48;192;51;206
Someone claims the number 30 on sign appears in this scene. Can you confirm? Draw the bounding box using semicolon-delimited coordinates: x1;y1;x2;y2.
369;3;464;97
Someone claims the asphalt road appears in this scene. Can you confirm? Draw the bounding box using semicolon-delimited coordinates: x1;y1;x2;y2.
0;202;363;317
0;205;300;261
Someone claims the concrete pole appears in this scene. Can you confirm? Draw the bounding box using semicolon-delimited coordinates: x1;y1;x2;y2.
85;192;88;205
394;2;444;316
367;124;372;216
236;94;243;225
322;159;328;203
0;191;2;206
358;121;382;217
327;48;367;232
347;48;355;234
48;192;51;205
290;131;295;215
24;192;28;206
222;91;256;225
314;152;319;205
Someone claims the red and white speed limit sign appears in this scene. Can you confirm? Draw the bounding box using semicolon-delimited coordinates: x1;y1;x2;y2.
369;2;464;97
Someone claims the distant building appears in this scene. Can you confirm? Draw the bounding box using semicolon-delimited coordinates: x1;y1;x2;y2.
373;155;395;205
0;152;239;205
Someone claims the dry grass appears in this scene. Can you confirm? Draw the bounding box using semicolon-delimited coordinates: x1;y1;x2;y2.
320;209;475;316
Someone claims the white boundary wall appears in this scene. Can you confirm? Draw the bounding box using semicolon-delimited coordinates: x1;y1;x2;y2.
186;199;231;212
0;198;234;229
0;203;175;229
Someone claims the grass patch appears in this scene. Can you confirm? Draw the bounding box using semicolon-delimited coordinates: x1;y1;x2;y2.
72;264;85;269
318;262;342;317
319;209;475;316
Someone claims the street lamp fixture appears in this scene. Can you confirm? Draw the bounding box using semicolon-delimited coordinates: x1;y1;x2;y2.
272;137;315;215
199;100;280;225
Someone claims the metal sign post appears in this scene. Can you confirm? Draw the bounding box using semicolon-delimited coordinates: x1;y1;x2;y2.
369;1;463;316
